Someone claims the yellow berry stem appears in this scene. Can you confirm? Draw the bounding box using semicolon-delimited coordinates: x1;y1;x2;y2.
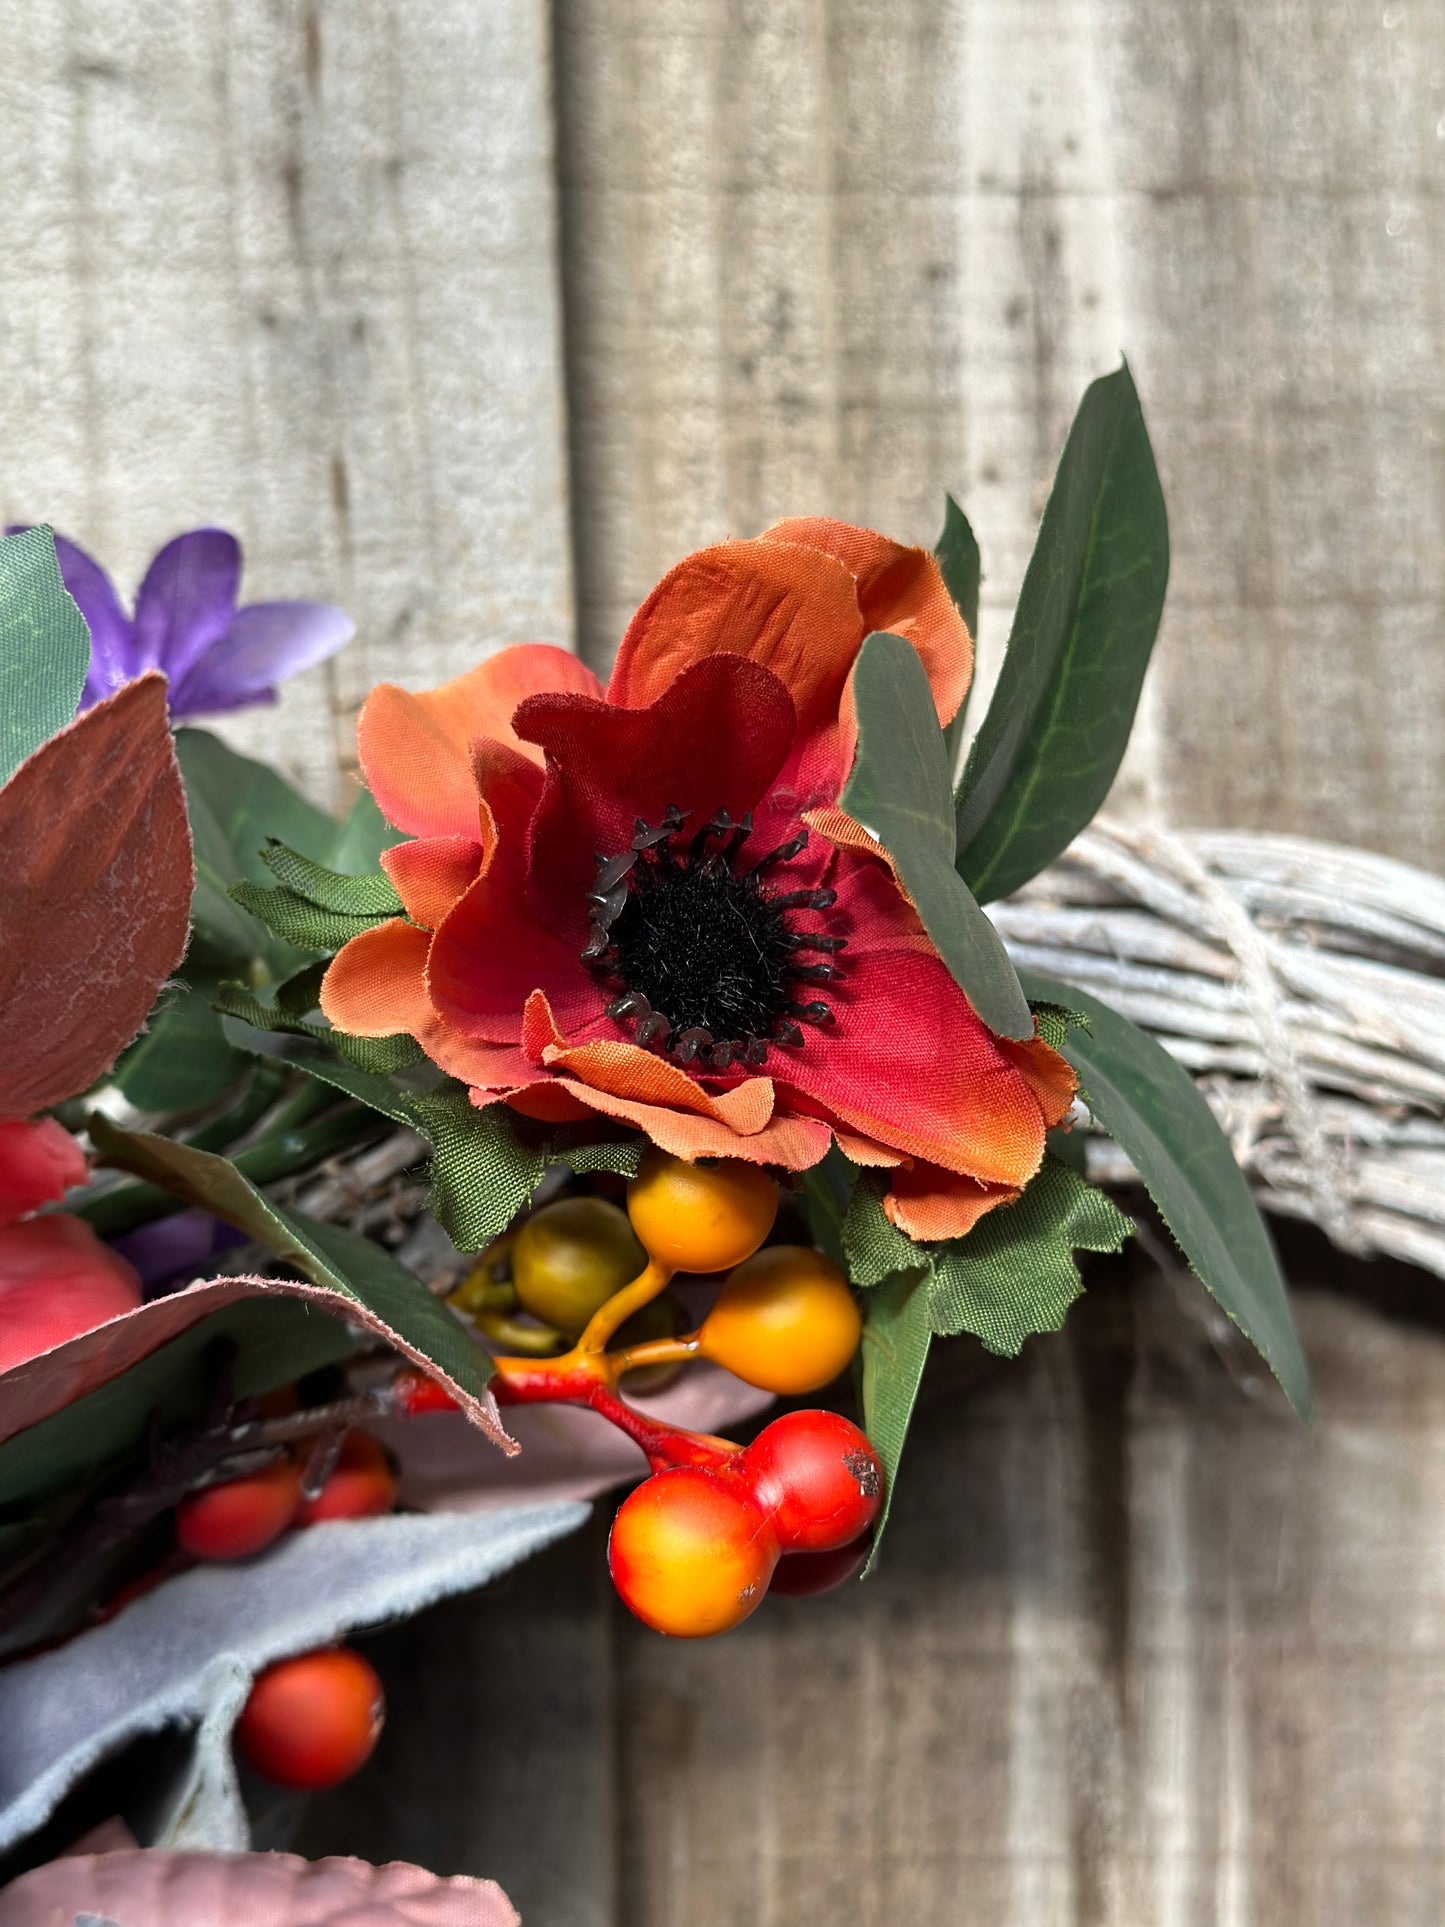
575;1255;674;1354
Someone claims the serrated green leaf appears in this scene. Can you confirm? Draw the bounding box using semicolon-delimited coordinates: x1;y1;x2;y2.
228;879;384;954
841;632;1031;1039
88;1119;496;1410
407;1089;546;1250
955;362;1169;904
842;1169;923;1288
926;1155;1131;1352
860;1271;933;1568
937;496;981;770
0;526;91;787
260;839;403;917
1029;1000;1076;1053
1019;968;1310;1415
214;979;329;1044
114;985;247;1114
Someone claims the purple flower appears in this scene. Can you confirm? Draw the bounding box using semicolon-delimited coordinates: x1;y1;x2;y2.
13;527;354;720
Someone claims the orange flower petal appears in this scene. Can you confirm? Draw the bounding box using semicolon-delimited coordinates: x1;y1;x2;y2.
320;921;433;1038
477;1084;832;1170
762;517;972;727
607;539;863;747
360;644;601;840
997;1034;1077;1128
830;1128;906;1168
539;1037;777;1136
883;1163;1018;1241
381;837;484;931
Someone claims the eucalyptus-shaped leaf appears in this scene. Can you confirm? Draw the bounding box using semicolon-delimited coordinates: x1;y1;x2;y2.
0;525;91;786
840;631;1031;1038
936;495;981;768
1020;968;1310;1415
955;362;1168;903
859;1271;933;1566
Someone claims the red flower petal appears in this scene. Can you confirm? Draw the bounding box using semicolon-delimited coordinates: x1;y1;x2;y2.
428;829;608;1043
0;1118;88;1231
381;836;484;931
514;653;797;946
359;645;601;840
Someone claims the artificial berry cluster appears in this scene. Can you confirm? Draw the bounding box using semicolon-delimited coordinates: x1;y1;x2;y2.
468;1149;882;1639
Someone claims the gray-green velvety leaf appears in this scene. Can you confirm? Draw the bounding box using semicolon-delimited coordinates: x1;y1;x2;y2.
955;362;1169;903
936;496;981;769
1019;969;1310;1415
926;1155;1131;1353
0;527;91;787
840;632;1031;1039
860;1272;933;1568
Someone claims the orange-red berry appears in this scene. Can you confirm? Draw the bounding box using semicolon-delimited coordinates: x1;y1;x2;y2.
700;1245;861;1393
235;1646;385;1790
295;1431;399;1526
768;1532;871;1597
743;1410;883;1553
175;1454;302;1560
608;1464;779;1637
626;1152;777;1274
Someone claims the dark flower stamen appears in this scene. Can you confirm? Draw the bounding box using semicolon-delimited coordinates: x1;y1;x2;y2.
581;805;842;1066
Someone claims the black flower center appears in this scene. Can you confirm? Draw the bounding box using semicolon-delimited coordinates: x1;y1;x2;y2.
581;807;844;1069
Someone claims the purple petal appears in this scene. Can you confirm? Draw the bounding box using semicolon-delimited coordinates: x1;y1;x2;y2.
7;525;136;707
109;1209;246;1298
131;529;241;686
168;599;355;718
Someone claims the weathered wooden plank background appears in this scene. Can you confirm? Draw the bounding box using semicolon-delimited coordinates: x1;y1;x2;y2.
3;1;1445;1922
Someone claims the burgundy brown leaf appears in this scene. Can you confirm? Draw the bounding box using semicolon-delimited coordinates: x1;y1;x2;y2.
0;672;193;1118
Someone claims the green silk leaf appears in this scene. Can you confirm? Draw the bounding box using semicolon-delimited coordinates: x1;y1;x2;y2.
1019;969;1310;1415
955;361;1169;903
0;526;91;787
840;632;1031;1039
330;787;403;873
859;1272;933;1568
936;495;981;769
115;984;247;1113
259;839;403;917
926;1155;1131;1351
227;880;387;955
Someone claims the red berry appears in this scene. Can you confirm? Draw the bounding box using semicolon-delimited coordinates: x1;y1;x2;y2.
768;1533;871;1597
175;1454;302;1560
743;1410;883;1553
295;1431;399;1526
235;1646;385;1790
388;1367;460;1416
608;1464;779;1637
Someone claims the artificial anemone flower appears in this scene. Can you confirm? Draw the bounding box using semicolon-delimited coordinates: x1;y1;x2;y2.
320;520;1075;1241
11;526;354;720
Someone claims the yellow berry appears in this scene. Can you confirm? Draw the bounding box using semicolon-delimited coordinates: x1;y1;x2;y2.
700;1245;861;1394
626;1151;777;1273
511;1197;647;1334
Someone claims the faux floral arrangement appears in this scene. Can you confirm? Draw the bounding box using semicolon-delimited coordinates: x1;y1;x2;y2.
0;364;1305;1916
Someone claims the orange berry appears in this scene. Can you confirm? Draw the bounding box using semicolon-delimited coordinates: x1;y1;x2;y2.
511;1196;646;1333
626;1151;777;1273
743;1410;883;1553
235;1646;385;1790
608;1465;778;1637
175;1455;302;1560
295;1431;399;1526
700;1245;861;1393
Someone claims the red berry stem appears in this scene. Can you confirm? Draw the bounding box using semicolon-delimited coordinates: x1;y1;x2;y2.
488;1350;739;1474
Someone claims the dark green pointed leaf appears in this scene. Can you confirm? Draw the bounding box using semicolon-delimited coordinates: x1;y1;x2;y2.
88;1119;501;1418
260;839;403;917
841;631;1031;1039
114;985;246;1113
1019;969;1310;1415
937;496;981;768
228;879;383;954
955;362;1169;903
860;1271;933;1568
926;1154;1131;1352
0;526;91;786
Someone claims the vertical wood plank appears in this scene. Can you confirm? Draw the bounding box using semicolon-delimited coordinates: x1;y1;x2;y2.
556;0;1445;866
0;0;573;807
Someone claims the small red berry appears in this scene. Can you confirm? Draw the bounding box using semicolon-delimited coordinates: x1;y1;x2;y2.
235;1646;385;1790
295;1431;399;1526
608;1464;779;1637
175;1455;302;1560
388;1367;461;1416
743;1410;883;1553
768;1533;871;1597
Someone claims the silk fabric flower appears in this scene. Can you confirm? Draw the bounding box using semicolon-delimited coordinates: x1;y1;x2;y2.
11;527;354;720
321;520;1075;1240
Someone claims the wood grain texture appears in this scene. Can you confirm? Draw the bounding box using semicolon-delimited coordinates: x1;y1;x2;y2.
556;0;1445;869
0;0;573;809
612;1244;1445;1927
